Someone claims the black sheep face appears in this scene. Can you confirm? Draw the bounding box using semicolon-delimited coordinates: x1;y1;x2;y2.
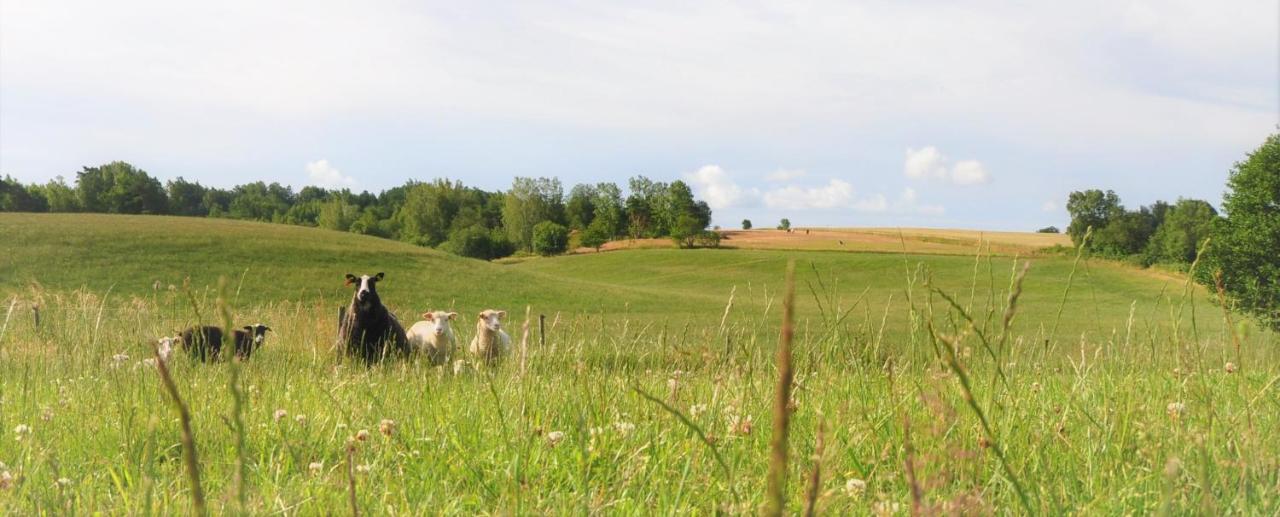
345;272;385;307
243;323;271;348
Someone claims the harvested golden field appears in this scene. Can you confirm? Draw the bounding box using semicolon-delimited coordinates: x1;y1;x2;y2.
586;227;1071;256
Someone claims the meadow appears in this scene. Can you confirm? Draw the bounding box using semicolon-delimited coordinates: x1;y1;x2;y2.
0;213;1277;514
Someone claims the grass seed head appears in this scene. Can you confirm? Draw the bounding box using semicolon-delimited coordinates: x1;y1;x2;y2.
379;419;396;437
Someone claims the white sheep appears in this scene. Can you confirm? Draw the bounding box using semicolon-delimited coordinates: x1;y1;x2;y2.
406;310;458;365
468;309;510;366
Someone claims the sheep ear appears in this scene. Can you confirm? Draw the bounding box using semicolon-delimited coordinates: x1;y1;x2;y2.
374;272;385;281
447;312;457;320
422;312;434;320
344;274;357;286
497;311;507;318
244;326;253;331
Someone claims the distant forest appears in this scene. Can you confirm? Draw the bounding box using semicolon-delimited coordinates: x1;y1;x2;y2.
0;161;716;259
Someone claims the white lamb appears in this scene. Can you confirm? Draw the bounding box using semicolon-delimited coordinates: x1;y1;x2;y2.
469;309;510;366
406;310;458;365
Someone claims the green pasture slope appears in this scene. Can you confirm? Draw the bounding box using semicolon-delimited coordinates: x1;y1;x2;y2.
0;213;1277;514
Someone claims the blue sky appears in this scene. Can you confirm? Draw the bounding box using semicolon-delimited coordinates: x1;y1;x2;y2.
1;0;1276;230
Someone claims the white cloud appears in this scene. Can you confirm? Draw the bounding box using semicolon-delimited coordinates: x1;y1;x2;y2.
897;188;945;215
765;169;807;182
950;160;990;185
306;159;356;188
852;194;889;213
685;164;758;210
763;179;856;210
903;147;992;186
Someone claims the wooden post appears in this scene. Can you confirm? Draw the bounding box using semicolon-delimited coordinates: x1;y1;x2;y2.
538;314;546;349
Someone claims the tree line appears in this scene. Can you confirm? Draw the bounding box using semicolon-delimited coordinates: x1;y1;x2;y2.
0;161;718;259
1064;132;1280;331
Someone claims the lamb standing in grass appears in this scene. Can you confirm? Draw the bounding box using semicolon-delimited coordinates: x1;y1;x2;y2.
468;309;510;366
406;310;458;366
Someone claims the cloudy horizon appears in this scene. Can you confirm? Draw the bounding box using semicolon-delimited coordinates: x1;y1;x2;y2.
1;0;1276;230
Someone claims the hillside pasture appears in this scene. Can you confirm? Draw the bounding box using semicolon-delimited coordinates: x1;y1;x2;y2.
0;213;1277;514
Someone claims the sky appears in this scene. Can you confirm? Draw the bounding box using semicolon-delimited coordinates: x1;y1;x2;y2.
1;1;1276;230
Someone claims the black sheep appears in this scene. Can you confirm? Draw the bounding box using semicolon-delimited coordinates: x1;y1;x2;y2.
180;324;271;362
338;272;409;364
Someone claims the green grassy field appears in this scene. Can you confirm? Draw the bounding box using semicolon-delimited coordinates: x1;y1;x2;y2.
1;213;1277;514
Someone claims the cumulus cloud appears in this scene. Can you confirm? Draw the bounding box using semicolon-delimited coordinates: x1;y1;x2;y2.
306;159;356;188
763;179;857;210
686;165;758;210
685;164;944;215
898;187;945;215
903;147;991;186
765;169;807;182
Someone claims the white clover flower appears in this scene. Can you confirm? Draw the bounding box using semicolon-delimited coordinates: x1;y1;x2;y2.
355;429;371;442
690;404;708;418
1166;401;1186;419
379;419;396;437
613;421;636;435
546;431;565;447
355;464;371;474
1225;362;1238;374
13;425;31;441
844;478;867;496
309;462;324;475
295;414;307;426
0;470;13;490
273;409;288;422
111;353;130;367
727;414;753;436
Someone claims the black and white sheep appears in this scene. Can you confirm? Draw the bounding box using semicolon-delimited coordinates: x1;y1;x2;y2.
337;272;409;363
179;324;271;362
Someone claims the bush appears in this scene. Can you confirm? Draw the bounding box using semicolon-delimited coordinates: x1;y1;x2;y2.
532;221;570;256
442;225;515;260
580;218;612;251
695;230;722;248
741;219;752;230
1037;226;1060;233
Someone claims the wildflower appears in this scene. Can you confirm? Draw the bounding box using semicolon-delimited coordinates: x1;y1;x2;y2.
56;477;70;487
727;414;753;436
844;478;867;496
1166;401;1186;419
1030;382;1041;394
355;464;371;474
546;431;565;447
273;409;288;422
40;407;54;422
1225;362;1238;374
111;353;129;367
379;419;396;437
355;429;371;442
0;470;13;490
613;421;636;435
309;462;324;475
689;404;708;418
295;414;307;426
14;424;31;441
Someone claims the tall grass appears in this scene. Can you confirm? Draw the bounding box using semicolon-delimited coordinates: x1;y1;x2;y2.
0;245;1277;513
